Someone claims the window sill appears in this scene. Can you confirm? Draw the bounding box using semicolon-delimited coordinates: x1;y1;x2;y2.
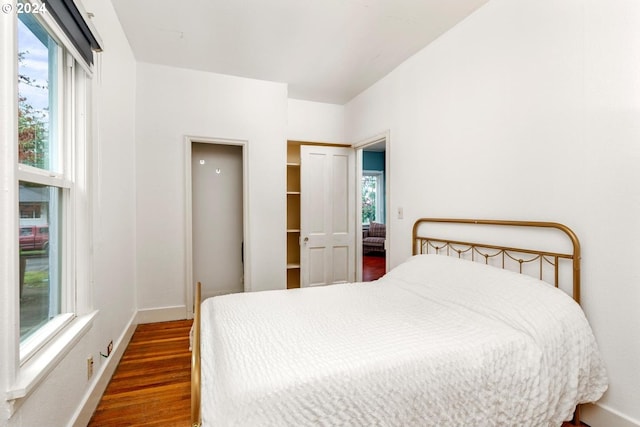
6;310;98;402
20;313;75;365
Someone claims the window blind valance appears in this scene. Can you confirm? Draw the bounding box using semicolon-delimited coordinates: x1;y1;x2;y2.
46;0;102;65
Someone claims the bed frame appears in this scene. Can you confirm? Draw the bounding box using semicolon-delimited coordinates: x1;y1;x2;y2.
191;280;201;427
192;218;582;427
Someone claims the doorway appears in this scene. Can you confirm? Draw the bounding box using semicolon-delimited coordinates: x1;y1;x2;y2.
355;133;390;282
188;140;246;305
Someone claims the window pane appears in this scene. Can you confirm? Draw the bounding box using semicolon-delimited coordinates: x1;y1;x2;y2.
19;182;62;341
18;15;60;172
362;175;377;224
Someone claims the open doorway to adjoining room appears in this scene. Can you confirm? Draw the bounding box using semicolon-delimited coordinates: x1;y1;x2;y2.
355;133;389;282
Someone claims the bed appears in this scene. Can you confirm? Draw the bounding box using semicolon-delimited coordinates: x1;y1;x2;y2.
191;218;608;427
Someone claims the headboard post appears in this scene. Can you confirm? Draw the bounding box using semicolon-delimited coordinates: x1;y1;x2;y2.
191;282;202;427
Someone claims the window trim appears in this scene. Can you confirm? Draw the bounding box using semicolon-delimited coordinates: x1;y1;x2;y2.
7;310;97;401
19;312;74;365
17;164;70;188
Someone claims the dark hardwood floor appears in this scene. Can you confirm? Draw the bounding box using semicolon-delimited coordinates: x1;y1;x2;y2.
88;320;585;427
88;320;193;427
363;253;386;281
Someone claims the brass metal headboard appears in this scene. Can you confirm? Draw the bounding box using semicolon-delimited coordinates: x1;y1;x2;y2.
412;218;582;304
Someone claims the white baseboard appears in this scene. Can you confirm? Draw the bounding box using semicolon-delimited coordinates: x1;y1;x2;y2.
583;402;640;427
68;312;137;427
135;305;187;324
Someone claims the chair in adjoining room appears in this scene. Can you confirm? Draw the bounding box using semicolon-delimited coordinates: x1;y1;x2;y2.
363;222;386;254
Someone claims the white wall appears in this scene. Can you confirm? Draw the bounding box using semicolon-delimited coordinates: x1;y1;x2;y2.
84;0;138;362
287;99;345;143
0;0;138;425
135;63;288;313
345;0;640;425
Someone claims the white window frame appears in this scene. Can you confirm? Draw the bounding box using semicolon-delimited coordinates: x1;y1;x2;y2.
362;170;385;225
1;1;96;411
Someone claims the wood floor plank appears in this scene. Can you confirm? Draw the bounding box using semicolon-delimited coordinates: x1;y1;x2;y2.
363;254;386;281
88;319;193;427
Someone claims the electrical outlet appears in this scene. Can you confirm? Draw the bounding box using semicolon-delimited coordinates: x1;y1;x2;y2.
87;356;94;379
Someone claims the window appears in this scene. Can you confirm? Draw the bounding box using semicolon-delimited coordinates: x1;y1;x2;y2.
16;9;88;358
362;171;384;225
1;0;101;406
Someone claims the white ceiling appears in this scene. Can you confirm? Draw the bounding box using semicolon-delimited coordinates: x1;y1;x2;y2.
111;0;489;104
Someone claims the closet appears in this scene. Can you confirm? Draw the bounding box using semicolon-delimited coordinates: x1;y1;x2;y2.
286;141;302;289
286;140;353;289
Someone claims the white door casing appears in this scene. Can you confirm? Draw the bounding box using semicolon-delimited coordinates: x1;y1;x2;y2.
354;131;390;282
300;146;355;287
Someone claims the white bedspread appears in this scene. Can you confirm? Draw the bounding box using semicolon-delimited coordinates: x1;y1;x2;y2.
200;255;607;426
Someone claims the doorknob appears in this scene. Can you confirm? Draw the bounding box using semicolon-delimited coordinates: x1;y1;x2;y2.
301;236;309;245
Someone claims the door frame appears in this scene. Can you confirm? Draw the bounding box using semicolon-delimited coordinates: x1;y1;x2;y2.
184;135;250;319
353;131;391;281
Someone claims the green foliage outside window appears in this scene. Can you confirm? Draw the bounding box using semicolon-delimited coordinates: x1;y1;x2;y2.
362;175;377;224
18;51;48;169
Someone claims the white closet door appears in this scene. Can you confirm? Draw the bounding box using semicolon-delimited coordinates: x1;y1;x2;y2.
300;146;355;287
